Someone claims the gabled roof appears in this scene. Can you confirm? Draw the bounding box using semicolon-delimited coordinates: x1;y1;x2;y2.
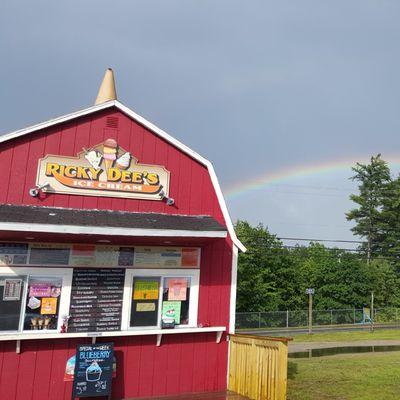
0;100;246;252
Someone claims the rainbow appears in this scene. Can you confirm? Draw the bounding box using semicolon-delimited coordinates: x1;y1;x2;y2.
224;154;400;199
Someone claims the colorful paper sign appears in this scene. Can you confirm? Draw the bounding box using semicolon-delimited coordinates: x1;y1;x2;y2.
28;296;41;309
70;245;96;266
162;301;181;324
40;297;58;314
136;302;156;312
29;284;52;297
167;278;188;301
181;248;200;267
133;281;159;300
134;247;200;268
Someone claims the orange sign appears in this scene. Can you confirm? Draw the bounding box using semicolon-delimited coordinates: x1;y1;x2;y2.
36;139;170;200
40;297;58;314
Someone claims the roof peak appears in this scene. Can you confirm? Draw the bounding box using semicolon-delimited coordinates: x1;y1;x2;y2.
95;68;117;105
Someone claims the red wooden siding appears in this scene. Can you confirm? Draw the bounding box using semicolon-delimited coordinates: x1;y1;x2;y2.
0;240;232;400
0;108;224;225
0;107;234;399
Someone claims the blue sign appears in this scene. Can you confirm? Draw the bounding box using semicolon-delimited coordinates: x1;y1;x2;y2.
72;343;114;398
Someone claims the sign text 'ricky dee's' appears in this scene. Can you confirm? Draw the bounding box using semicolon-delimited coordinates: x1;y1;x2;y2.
36;139;170;200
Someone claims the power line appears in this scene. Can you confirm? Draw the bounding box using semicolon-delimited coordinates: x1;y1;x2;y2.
277;237;364;244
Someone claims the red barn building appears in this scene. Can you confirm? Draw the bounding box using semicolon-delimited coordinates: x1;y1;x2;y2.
0;69;245;399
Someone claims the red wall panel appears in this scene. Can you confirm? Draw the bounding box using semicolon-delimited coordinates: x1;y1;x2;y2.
0;106;233;399
0;108;224;222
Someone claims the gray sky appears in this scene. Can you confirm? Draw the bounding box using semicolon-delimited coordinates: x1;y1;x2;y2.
2;1;400;247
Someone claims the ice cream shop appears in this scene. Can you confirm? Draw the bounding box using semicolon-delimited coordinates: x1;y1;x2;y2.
0;69;246;399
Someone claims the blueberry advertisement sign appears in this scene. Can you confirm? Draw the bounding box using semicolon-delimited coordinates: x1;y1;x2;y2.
72;343;114;398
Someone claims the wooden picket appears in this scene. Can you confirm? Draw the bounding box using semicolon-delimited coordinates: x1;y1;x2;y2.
228;334;290;400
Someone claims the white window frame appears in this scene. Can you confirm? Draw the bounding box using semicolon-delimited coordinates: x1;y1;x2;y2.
122;268;200;330
0;267;73;334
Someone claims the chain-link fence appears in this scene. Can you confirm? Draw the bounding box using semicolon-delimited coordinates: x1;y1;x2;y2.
236;307;400;330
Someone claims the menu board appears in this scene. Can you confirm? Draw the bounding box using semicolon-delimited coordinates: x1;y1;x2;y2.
0;242;199;268
3;279;23;301
29;244;70;265
70;245;96;266
134;247;200;268
118;247;135;266
0;243;29;265
72;343;114;398
68;269;125;333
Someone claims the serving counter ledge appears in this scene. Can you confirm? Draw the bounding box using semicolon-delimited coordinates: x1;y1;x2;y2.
1;326;227;353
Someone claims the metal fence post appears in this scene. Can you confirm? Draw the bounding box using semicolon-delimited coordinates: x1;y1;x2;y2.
286;310;289;328
258;312;261;328
353;308;356;324
330;310;333;325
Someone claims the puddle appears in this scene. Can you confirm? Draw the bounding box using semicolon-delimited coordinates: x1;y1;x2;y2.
289;345;400;358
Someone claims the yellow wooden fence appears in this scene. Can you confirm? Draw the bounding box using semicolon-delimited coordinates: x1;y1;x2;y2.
228;334;291;400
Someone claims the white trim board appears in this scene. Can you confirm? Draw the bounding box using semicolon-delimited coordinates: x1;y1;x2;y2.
0;326;226;343
0;100;245;252
0;222;227;238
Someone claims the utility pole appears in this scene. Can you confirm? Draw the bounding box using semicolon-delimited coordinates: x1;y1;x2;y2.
306;288;315;335
370;291;374;332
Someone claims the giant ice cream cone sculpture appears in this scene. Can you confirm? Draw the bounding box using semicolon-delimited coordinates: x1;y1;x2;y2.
103;138;118;171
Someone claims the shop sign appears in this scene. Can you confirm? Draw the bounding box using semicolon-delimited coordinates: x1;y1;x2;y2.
72;343;114;398
36;139;170;200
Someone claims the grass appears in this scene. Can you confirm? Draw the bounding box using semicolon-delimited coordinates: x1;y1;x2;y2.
292;328;400;343
287;351;400;400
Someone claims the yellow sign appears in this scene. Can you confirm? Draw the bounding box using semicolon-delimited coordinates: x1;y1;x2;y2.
36;139;170;200
40;297;58;315
136;303;156;312
133;281;159;300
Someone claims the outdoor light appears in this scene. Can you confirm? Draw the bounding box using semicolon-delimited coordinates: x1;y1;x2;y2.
159;189;175;206
29;182;50;197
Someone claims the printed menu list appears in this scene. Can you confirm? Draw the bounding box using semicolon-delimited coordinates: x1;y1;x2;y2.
68;268;125;333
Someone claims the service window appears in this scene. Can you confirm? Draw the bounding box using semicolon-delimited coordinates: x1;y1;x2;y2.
126;269;199;329
23;275;63;330
0;267;72;334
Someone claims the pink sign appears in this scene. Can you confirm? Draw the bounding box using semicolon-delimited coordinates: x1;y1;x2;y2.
29;284;52;297
167;278;188;301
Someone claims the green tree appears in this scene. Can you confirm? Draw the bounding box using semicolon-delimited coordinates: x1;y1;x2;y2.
346;154;391;261
377;178;400;265
235;220;400;313
235;220;300;312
